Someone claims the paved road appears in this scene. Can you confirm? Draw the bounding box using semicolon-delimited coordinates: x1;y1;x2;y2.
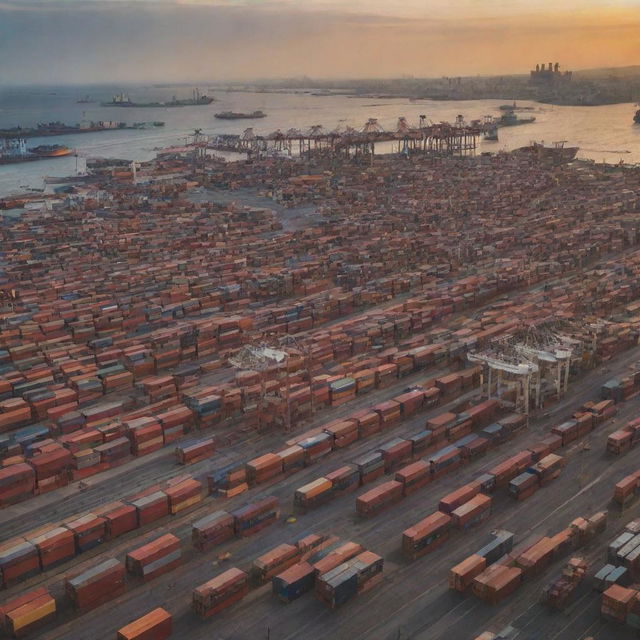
17;343;640;640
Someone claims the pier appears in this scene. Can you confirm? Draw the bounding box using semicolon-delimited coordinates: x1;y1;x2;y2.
208;115;482;159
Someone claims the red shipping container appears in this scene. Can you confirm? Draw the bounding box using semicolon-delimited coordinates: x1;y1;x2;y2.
117;608;172;640
193;568;248;618
129;491;169;526
29;527;75;570
98;503;139;539
30;448;72;481
395;460;431;495
65;558;125;611
0;538;40;587
439;483;480;514
356;480;403;517
126;534;181;582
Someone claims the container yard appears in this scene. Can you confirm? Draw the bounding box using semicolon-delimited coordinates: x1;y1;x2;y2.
3;132;640;640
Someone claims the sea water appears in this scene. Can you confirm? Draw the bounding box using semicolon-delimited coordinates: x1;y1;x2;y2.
1;83;639;196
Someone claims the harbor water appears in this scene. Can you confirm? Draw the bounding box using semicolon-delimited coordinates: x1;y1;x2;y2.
1;84;640;196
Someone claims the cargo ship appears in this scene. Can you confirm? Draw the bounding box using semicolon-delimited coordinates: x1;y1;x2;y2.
214;110;266;120
102;89;214;108
0;121;163;139
634;109;640;124
0;139;72;165
514;141;578;164
499;101;535;112
28;145;73;158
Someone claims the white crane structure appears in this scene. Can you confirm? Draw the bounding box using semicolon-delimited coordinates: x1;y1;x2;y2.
467;323;587;414
229;335;314;433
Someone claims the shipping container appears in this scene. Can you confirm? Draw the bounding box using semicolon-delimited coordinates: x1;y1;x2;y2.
252;543;300;583
450;554;487;592
272;562;315;603
65;558;125;611
193;568;248;618
452;494;492;530
117;608;172;640
356;480;403;517
0;587;55;638
315;551;383;608
126;533;181;582
395;460;430;495
294;478;334;512
231;496;279;538
403;512;451;559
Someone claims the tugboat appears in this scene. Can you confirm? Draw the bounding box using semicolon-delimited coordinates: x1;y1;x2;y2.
483;115;498;141
214;110;267;120
484;125;499;141
498;110;536;127
634;109;640;124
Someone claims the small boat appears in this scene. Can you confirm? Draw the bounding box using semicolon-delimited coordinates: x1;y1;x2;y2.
482;115;498;141
484;126;499;141
498;110;536;127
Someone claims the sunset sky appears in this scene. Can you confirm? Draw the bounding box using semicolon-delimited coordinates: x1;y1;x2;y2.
1;0;639;84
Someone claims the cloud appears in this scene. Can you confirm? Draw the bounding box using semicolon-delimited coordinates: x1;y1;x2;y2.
1;0;640;84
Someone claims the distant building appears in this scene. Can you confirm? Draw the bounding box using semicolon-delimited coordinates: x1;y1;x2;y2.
530;62;572;86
